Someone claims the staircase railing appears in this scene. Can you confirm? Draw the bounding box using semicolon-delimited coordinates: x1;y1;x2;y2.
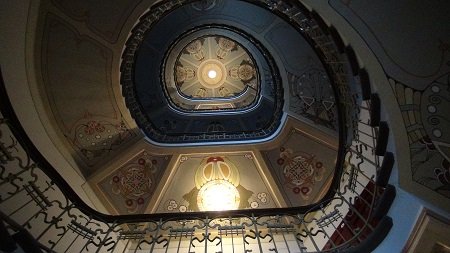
0;0;395;252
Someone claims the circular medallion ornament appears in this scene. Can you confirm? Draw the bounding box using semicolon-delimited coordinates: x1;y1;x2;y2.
284;156;314;186
120;2;287;143
197;59;227;88
161;28;265;112
118;167;153;198
171;35;258;100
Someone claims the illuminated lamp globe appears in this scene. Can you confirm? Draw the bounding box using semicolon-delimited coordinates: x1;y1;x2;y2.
208;70;217;79
197;180;240;211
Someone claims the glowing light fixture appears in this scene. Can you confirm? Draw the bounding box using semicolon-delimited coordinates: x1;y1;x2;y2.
208;70;217;79
197;180;240;211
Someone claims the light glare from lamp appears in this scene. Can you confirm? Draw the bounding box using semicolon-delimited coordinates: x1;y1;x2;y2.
208;70;217;79
198;180;240;211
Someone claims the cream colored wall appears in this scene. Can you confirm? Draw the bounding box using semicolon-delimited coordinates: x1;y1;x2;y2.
0;0;107;212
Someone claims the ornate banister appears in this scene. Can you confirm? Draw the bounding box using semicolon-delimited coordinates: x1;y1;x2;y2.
0;0;396;252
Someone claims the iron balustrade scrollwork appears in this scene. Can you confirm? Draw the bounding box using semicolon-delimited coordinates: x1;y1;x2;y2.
1;79;393;253
121;0;285;144
120;0;356;145
1;0;395;252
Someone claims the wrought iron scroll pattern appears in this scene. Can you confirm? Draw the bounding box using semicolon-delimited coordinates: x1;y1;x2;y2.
120;0;359;144
0;0;393;252
1;75;391;252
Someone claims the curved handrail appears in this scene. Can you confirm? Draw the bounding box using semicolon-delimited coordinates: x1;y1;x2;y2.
0;0;395;252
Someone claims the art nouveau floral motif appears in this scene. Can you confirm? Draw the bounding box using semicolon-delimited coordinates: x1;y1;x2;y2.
71;115;134;169
99;151;170;214
277;147;324;200
391;73;450;198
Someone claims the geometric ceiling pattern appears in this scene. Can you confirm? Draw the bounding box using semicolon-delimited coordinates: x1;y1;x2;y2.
34;0;343;214
87;116;339;215
5;1;450;253
288;69;338;132
166;35;259;111
5;3;450;253
95;150;171;214
261;123;337;207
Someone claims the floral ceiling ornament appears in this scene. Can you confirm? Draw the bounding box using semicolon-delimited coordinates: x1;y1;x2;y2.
110;153;160;213
72;115;133;164
229;59;257;85
165;33;262;111
216;37;238;59
277;147;325;200
390;73;450;198
175;63;196;86
183;39;205;61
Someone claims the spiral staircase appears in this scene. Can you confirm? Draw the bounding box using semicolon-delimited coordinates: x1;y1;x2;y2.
3;0;446;252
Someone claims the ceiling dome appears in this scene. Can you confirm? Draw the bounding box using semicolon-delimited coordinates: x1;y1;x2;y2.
163;30;262;111
120;0;341;145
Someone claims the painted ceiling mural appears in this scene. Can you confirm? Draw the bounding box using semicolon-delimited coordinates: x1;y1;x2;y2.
41;12;138;176
262;127;337;206
329;0;450;209
157;152;276;213
97;151;171;214
25;0;449;217
390;74;450;199
36;0;344;215
70;113;134;166
164;34;259;111
175;36;257;98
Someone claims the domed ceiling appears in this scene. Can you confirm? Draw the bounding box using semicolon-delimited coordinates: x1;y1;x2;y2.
166;33;260;111
34;0;342;214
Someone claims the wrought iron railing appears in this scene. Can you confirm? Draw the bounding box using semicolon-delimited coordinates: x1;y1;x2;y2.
0;78;394;253
120;0;357;144
121;0;285;144
1;0;395;252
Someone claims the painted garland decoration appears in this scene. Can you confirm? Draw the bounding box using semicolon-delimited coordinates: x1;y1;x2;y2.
72;117;133;162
